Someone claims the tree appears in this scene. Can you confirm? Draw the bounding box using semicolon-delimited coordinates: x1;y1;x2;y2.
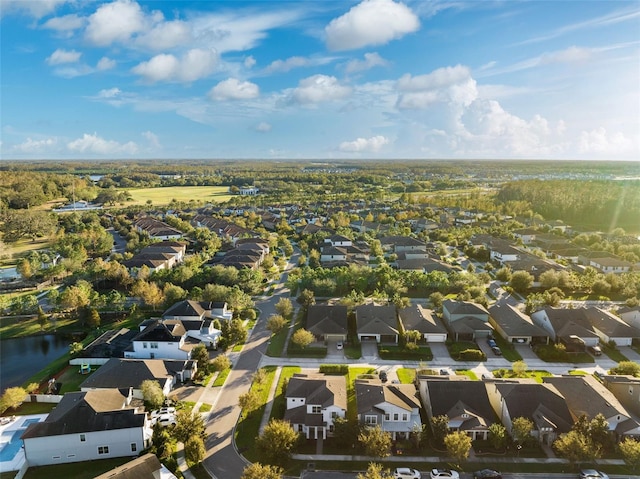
266;314;288;335
296;288;315;310
444;431;472;464
554;430;593;464
430;414;450;447
488;423;508;450
511;417;534;447
509;270;534;293
37;306;48;330
220;318;247;348
241;463;284;479
358;425;392;458
610;361;640;377
291;328;314;349
0;387;27;414
191;344;211;377
404;329;422;346
333;417;361;450
174;410;205;444
238;389;260;416
69;341;84;356
512;360;528;377
141;380;164;409
619;437;640;471
356;462;394;479
132;280;165;310
87;308;101;328
184;436;205;464
211;354;231;372
275;297;294;318
150;426;175;461
256;419;300;465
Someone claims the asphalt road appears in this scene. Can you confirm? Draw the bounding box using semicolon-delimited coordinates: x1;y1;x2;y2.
301;472;636;479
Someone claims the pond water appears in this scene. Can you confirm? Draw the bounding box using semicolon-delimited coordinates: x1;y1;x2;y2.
0;335;70;389
0;268;19;280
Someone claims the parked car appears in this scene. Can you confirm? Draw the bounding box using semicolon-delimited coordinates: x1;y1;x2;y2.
439;369;449;375
430;469;459;479
379;370;388;383
151;407;176;417
154;414;177;427
336;341;344;350
487;338;497;348
393;468;421;479
579;470;609;479
588;345;602;356
491;346;502;356
473;469;502;479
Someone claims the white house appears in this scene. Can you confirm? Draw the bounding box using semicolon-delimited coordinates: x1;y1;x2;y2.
22;389;152;466
284;374;347;440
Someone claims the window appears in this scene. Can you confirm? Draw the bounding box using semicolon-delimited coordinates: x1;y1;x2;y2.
329;425;334;432
298;424;304;432
402;414;408;421
80;434;86;442
365;415;377;425
143;342;148;349
150;342;159;349
385;414;390;421
52;456;61;460
67;454;75;458
98;446;109;455
131;443;137;452
311;405;321;414
331;412;338;419
393;413;399;421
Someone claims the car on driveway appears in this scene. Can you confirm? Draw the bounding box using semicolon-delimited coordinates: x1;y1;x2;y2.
579;470;609;479
336;341;343;350
393;468;421;479
379;370;388;383
153;414;177;427
491;346;502;356
473;469;502;479
430;469;459;479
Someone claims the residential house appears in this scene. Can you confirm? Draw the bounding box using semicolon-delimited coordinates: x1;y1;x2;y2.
122;241;187;275
486;380;573;445
490;243;521;263
306;305;348;343
488;303;549;345
618;305;640;330
355;379;422;440
379;236;427;254
53;201;103;212
395;256;457;274
544;375;640;440
93;453;177;479
398;304;447;343
80;358;196;399
355;304;399;343
238;186;259;196
162;300;233;322
284;374;347;440
320;243;369;267
410;218;439;234
22;389;152;466
191;214;258;244
324;235;352;248
442;300;493;341
418;376;497;440
531;307;639;347
134;217;183;240
512;228;539;244
589;257;633;274
602;375;640;421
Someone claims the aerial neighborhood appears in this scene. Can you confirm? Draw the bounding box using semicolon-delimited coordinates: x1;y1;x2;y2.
0;160;639;479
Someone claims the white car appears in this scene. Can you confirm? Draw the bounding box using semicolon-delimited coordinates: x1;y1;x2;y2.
153;414;177;427
579;470;609;479
151;407;176;417
393;468;421;479
336;341;344;350
430;469;460;479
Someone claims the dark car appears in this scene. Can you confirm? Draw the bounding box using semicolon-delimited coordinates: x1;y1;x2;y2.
473;469;502;479
491;346;502;356
487;338;497;348
379;370;388;382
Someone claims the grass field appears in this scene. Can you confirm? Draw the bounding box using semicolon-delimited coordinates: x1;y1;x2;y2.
0;238;52;266
121;186;233;206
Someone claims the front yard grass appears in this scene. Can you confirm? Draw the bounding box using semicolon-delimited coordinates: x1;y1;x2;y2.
379;345;432;361
396;368;416;384
266;328;288;357
601;343;628;362
455;369;478;380
23;457;131;479
344;342;361;359
446;341;486;361
492;368;552;383
533;344;594;363
269;366;301;421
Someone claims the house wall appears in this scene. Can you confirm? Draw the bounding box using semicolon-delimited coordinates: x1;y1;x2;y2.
24;425;151;467
607;381;640;418
124;340;189;360
620;310;640;330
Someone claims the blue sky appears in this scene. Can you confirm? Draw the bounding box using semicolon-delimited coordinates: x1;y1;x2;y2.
1;0;639;160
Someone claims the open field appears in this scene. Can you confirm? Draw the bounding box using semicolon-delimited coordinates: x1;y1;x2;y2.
0;238;52;266
120;186;233;206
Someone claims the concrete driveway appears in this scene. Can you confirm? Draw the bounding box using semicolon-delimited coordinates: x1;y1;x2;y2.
360;340;378;359
429;342;451;362
515;343;541;361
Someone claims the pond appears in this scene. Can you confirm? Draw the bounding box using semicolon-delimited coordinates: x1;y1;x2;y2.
0;335;71;389
0;267;19;281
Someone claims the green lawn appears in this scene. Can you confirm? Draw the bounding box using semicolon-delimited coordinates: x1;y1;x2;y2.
0;313;78;339
396;368;416;384
266;328;288;357
492;368;553;383
212;367;231;387
446;341;486;361
269;366;301;421
347;366;375;421
455;369;478;380
122;185;233;206
1;401;56;417
601;344;628;362
344;342;362;359
379;345;433;360
0;238;52;266
57;365;100;394
23;457;132;479
492;335;523;362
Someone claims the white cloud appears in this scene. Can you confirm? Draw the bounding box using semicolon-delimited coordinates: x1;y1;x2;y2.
85;0;147;46
1;0;68;18
97;87;122;98
96;57;116;71
46;48;81;65
345;52;389;73
396;65;477;109
42;13;85;33
67;133;138;155
142;130;161;148
255;122;272;132
579;127;633;154
290;75;352;104
325;0;419;51
12;137;57;153
135;19;192;50
132;49;217;83
244;56;256;68
52;64;93;78
339;135;389;152
542;45;592;64
265;56;309;73
209;78;259;100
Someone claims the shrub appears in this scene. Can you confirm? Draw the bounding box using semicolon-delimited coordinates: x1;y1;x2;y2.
319;364;349;375
459;349;486;361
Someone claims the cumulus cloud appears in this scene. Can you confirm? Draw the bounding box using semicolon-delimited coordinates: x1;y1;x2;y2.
97;87;122;98
209;78;259;100
579;127;633;154
345;52;389;73
12;137;57;153
1;0;68;18
42;13;85;33
97;57;116;71
396;65;477;109
325;0;419;51
290;75;352;104
255;122;272;132
67;133;138;155
265;56;310;73
339;135;389;152
142;130;161;148
85;0;147;46
244;56;256;68
135;19;192;50
132;49;217;83
46;48;81;65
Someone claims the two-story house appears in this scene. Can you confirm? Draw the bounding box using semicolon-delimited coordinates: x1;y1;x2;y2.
442;300;493;341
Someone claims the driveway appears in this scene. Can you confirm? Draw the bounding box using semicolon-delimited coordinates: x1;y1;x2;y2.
619;346;640;362
428;342;451;362
515;343;541;361
360;340;378;359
